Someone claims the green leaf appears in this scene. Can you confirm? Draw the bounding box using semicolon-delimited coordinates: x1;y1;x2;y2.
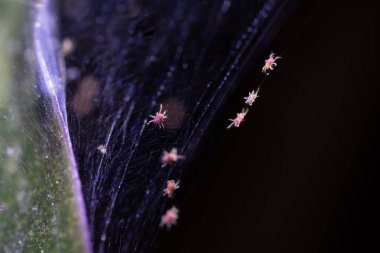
0;1;90;252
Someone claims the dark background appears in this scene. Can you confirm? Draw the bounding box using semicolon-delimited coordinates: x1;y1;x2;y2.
157;1;379;252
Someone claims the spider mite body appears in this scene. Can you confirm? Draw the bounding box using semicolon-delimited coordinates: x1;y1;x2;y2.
148;104;167;128
262;53;281;75
227;108;248;129
160;206;179;229
244;88;260;106
161;148;184;167
163;180;180;198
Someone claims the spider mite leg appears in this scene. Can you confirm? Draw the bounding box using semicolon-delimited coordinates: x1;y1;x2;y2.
147;104;167;128
244;87;260;106
160;206;179;229
262;52;281;75
227;108;249;129
163;180;180;198
161;148;185;167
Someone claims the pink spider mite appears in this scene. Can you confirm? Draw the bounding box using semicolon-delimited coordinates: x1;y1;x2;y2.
244;88;260;106
227;108;249;129
163;180;180;198
160;206;179;229
161;148;184;167
262;52;281;75
148;104;167;128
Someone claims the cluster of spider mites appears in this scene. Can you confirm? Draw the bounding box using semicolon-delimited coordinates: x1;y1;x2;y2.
98;104;183;229
227;52;280;129
96;53;280;230
155;53;280;229
147;104;183;229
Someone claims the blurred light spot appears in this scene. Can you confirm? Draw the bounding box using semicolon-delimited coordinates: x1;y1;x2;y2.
162;98;187;129
62;37;75;57
5;146;21;174
0;202;7;213
66;67;80;81
150;55;157;62
71;76;99;118
6;146;19;157
221;0;231;13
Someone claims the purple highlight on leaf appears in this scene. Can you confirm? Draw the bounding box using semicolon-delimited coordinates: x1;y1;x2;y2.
32;1;93;252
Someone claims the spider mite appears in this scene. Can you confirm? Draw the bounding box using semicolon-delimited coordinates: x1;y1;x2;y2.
160;206;179;229
262;52;281;75
227;108;248;129
148;104;167;128
97;145;107;155
163;180;180;198
161;148;184;167
244;88;260;106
